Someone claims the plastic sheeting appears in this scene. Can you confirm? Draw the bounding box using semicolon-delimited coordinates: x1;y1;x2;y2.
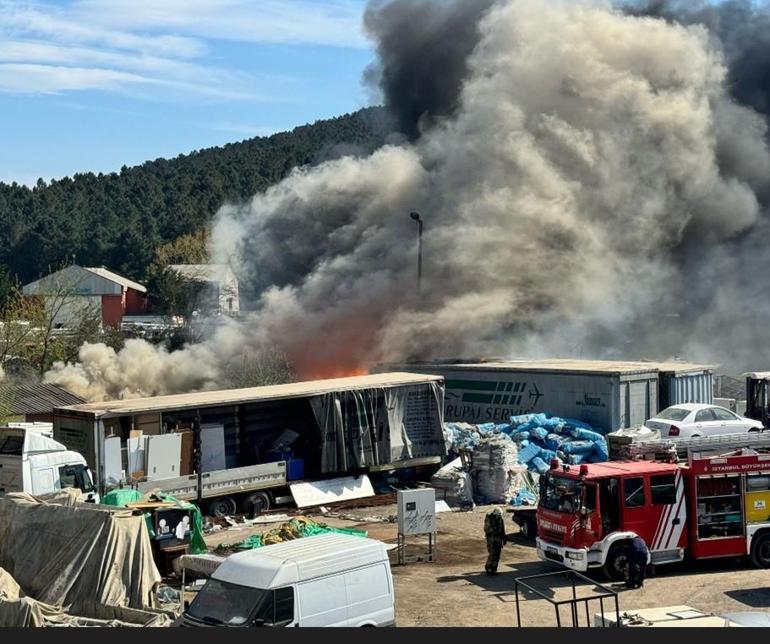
0;493;161;616
216;516;368;551
310;381;447;473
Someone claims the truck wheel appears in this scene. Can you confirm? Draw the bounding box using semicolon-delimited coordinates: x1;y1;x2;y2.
751;532;770;568
246;492;271;517
603;544;629;582
520;518;537;540
208;496;237;519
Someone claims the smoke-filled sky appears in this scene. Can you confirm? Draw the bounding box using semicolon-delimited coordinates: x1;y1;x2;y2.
46;0;770;400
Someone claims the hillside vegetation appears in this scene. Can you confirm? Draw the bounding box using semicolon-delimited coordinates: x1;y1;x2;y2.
0;107;390;290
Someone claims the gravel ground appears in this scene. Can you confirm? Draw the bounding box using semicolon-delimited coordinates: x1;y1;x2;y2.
197;502;770;627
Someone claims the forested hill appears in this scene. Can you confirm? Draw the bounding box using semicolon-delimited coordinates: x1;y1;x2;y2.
0;106;390;287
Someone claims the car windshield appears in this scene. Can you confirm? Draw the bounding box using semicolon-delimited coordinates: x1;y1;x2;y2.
655;407;691;421
541;474;583;513
187;579;267;626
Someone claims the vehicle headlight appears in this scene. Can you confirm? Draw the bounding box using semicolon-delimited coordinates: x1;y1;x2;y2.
565;551;584;560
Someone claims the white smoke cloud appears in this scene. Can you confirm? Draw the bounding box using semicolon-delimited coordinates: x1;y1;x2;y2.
46;0;770;400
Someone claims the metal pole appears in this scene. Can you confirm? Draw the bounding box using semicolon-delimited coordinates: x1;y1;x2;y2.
417;218;423;292
195;412;203;505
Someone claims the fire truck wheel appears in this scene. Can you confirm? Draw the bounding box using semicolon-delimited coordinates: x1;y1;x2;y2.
751;532;770;568
603;544;630;582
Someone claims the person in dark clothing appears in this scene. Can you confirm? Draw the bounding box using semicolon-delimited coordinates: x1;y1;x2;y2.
484;508;506;575
626;536;649;589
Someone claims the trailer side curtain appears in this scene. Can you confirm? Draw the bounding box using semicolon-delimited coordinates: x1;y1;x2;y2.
309;382;447;474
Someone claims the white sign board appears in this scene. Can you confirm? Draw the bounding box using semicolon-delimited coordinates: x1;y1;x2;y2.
398;488;436;536
290;475;375;509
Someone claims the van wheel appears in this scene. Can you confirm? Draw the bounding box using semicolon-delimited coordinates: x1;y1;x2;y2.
245;492;271;517
751;532;770;568
208;496;237;519
603;544;629;582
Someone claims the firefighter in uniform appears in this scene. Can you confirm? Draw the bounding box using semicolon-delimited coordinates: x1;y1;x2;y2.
484;507;506;575
626;535;649;589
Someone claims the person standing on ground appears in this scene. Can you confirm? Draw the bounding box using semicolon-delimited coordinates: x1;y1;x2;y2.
484;507;506;575
626;535;649;589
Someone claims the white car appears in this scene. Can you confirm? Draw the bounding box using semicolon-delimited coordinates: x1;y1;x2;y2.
644;403;764;438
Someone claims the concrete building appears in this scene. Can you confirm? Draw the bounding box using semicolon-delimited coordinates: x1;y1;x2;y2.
23;265;148;328
167;264;240;316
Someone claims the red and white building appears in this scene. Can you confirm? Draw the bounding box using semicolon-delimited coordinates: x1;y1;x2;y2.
23;265;148;328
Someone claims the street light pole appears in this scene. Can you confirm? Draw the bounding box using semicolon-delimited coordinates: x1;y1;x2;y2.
409;212;423;292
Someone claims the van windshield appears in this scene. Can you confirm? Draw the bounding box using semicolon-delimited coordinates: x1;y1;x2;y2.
187;579;266;626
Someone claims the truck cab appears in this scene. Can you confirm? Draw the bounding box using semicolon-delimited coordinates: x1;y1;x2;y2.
536;460;684;580
0;427;98;501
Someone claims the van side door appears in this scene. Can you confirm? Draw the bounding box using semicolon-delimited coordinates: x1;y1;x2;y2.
296;573;348;626
344;563;395;627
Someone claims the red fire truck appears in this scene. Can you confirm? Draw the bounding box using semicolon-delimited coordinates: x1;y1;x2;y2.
535;450;770;579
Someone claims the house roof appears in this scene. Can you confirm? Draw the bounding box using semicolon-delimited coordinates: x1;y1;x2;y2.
84;267;147;293
0;382;86;416
22;265;147;295
166;264;233;284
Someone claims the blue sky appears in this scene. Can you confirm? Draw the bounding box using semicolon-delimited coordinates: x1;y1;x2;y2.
0;0;376;185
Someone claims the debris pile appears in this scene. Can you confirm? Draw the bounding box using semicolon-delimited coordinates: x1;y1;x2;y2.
215;516;368;552
431;457;475;508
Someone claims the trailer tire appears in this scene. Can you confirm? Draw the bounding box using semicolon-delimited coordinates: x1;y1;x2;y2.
603;544;629;582
207;496;237;519
520;517;537;540
751;532;770;568
246;492;271;517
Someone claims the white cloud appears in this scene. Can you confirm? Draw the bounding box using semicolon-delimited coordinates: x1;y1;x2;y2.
0;0;369;96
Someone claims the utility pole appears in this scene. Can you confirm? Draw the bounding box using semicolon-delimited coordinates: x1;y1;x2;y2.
409;212;423;292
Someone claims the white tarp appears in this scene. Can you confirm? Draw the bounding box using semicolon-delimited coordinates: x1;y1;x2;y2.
290;475;375;508
0;492;161;616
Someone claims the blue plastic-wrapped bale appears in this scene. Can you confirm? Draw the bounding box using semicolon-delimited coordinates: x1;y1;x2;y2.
511;431;530;442
539;448;558;464
592;439;609;461
561;440;595;455
530;427;548;441
518;442;541;464
477;423;498;434
570;428;605;442
567;453;591;465
531;456;550;475
545;433;564;450
509;414;536;427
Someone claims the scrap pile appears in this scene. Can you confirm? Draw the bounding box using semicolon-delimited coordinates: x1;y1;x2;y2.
216;516;367;552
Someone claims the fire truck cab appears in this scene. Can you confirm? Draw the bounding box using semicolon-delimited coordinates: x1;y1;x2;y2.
535;454;770;580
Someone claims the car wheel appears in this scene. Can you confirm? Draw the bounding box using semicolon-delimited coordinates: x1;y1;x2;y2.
751;532;770;568
603;544;629;582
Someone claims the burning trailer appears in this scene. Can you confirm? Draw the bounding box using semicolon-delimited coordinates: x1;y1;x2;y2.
52;373;446;517
378;360;713;433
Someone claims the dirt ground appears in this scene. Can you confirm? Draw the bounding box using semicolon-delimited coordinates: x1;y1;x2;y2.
200;503;770;627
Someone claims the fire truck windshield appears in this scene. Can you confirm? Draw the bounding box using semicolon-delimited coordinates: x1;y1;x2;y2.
541;474;583;513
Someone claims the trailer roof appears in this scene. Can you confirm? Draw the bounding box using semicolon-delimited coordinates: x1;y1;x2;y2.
54;372;443;418
382;359;713;376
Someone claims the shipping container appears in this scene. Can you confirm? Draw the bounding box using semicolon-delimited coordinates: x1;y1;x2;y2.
53;373;446;515
656;363;714;409
376;359;712;433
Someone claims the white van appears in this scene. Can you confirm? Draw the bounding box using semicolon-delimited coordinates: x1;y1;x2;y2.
182;533;395;627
